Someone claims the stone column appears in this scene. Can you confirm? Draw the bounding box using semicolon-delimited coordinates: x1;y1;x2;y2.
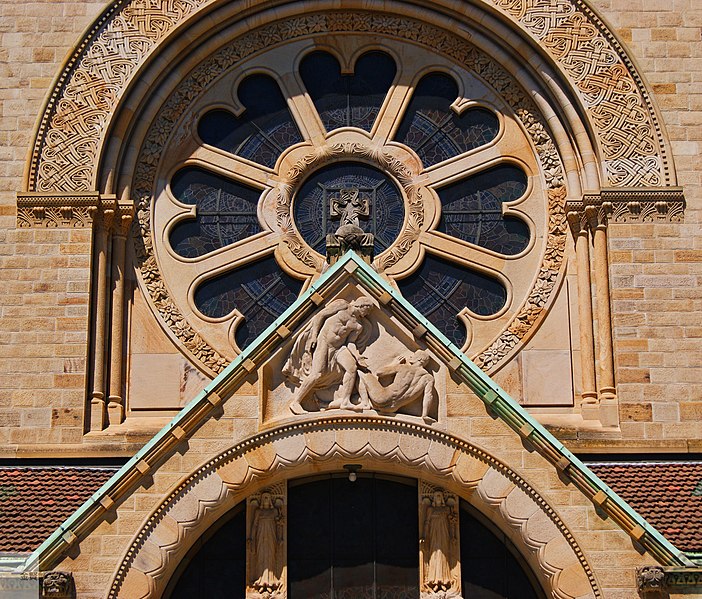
89;208;113;432
107;212;132;426
567;211;598;420
586;204;618;427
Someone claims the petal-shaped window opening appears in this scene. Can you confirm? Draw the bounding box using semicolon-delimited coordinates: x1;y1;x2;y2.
198;74;303;168
398;254;507;348
394;73;499;168
437;165;530;255
293;162;405;256
194;256;303;349
169;167;262;258
300;51;396;133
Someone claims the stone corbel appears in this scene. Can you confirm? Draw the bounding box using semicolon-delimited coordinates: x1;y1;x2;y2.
41;571;76;599
637;566;702;598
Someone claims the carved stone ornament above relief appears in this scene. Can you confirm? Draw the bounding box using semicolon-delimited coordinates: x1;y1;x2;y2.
279;296;439;423
15;193;132;230
130;13;569;376
247;483;286;599
41;571;76;599
419;482;461;599
27;0;673;195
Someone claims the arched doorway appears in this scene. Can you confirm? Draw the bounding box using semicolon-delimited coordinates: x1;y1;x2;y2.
165;473;543;598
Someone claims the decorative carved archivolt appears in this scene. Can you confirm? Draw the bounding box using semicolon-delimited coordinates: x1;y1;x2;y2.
25;0;674;194
130;13;568;375
107;419;601;599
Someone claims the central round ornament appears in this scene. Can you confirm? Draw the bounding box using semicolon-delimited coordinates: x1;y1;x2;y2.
293;162;405;256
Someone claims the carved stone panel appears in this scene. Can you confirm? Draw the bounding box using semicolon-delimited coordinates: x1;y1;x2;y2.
262;290;443;425
419;482;461;598
246;483;287;599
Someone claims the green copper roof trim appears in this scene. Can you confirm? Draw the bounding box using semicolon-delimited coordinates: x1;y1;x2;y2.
23;250;693;571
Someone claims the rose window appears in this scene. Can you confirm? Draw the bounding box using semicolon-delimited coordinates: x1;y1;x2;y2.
147;34;554;369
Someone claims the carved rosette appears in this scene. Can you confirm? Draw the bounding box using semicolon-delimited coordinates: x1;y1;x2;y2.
130;12;568;376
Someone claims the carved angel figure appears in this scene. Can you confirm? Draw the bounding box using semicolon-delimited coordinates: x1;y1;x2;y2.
283;297;374;414
422;491;456;593
249;492;283;593
357;350;437;423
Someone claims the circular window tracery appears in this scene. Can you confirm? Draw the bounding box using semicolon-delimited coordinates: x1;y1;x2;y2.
138;20;565;372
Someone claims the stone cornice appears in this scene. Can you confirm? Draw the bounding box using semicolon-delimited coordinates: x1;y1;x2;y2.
16;193;132;229
565;187;685;235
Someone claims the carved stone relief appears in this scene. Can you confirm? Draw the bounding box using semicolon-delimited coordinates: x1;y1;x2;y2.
274;294;440;423
41;571;76;599
247;484;286;598
419;483;461;598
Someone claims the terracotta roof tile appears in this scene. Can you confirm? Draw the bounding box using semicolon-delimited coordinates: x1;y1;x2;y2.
1;463;700;555
589;462;702;553
0;467;116;553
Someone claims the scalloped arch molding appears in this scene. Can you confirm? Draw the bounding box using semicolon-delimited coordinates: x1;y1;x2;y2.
26;0;674;194
110;418;601;599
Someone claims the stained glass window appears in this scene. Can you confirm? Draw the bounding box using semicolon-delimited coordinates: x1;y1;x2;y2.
198;74;303;168
397;254;507;347
300;51;396;133
194;257;302;349
437;165;529;255
293;162;405;256
169;167;262;258
394;73;499;168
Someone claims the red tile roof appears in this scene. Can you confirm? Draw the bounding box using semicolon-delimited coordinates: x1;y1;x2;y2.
0;467;117;553
0;463;700;554
590;462;702;553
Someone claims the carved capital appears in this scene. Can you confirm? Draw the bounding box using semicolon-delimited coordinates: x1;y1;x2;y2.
41;571;75;599
566;188;685;236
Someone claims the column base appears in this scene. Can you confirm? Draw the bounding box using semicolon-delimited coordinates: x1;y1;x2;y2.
107;396;125;426
89;393;106;431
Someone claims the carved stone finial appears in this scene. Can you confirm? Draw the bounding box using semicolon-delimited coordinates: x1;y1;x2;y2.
42;571;75;599
637;566;667;598
326;187;374;264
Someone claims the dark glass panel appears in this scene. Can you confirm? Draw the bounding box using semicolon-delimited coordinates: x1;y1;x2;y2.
194;256;302;349
394;73;499;168
198;74;303;168
398;255;506;347
300;51;396;132
437;165;530;255
169;167;261;257
293;162;404;256
460;501;542;599
288;476;419;599
167;505;246;599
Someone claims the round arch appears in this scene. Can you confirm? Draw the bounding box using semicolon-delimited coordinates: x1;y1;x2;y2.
108;417;601;599
25;0;675;196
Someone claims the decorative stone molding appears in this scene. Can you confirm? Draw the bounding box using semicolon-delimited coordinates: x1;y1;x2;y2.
565;187;685;235
15;193;132;230
108;418;601;599
41;571;76;599
25;0;675;194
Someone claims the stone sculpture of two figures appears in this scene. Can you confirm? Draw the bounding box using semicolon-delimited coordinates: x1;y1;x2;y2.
282;297;437;423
